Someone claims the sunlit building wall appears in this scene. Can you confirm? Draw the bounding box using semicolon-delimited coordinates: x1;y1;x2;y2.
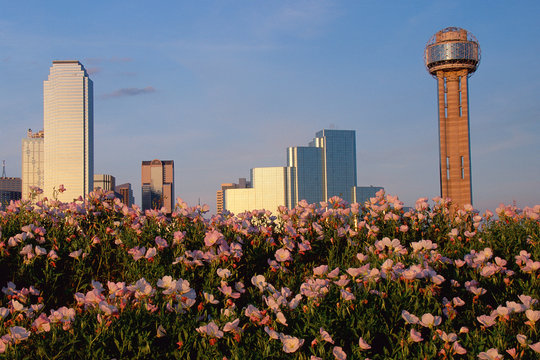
43;60;93;202
94;174;116;192
21;129;44;200
216;178;250;213
141;159;174;213
224;167;294;214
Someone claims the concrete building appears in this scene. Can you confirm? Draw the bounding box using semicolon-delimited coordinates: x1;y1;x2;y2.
0;177;22;207
115;183;135;207
44;60;93;202
216;178;250;213
223;167;294;215
141;159;174;213
425;27;480;207
94;174;116;192
21;129;44;200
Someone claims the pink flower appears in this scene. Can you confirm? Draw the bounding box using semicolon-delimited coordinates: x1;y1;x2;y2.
477;315;497;327
358;337;371;350
204;230;223;247
320;328;334;344
410;328;423;342
251;275;267;292
223;319;241;333
477;348;503;360
32;313;51;333
401;310;419;325
525;309;540;325
346;267;363;278
69;249;83;259
264;326;279;340
313;265;328;276
196;321;224;338
275;248;292;262
8;326;30;343
128;246;146;261
530;342;540;353
419;313;442;327
217;268;232;279
333;346;347;359
155;236;168;249
145;247;157;259
280;334;304;353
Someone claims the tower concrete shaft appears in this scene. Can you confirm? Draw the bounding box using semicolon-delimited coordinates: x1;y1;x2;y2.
437;69;472;206
425;27;480;208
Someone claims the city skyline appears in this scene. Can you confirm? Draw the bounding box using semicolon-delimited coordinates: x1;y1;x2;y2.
1;1;539;213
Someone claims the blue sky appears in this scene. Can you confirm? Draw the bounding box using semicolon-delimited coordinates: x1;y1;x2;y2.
1;0;539;213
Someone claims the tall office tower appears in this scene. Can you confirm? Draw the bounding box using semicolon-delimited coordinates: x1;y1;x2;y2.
425;27;480;207
94;174;116;191
21;129;44;200
44;60;94;202
141;159;174;213
312;130;357;201
288;129;357;204
216;178;250;213
115;183;135;207
223;167;294;215
287;146;323;205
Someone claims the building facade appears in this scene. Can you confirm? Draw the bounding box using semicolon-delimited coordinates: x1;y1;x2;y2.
94;174;116;192
141;160;174;213
216;178;250;213
222;129;382;214
44;60;94;202
21;129;44;200
223;167;294;215
115;183;135;207
288;129;357;204
425;27;480;207
0;177;22;207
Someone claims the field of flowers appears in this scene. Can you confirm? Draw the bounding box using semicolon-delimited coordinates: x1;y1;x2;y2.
0;189;538;359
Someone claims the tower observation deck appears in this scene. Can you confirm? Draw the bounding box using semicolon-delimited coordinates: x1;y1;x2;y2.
425;27;480;208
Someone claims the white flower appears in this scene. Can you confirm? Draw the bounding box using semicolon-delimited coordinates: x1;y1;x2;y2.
280;334;304;353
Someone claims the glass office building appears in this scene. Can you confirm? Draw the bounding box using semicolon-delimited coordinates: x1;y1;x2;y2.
44;61;93;202
312;129;357;202
222;129;382;214
287;146;323;205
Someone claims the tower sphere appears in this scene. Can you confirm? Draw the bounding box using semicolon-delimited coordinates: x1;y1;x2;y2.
424;27;480;77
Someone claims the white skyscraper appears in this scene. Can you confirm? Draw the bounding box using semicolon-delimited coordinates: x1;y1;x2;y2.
44;60;93;201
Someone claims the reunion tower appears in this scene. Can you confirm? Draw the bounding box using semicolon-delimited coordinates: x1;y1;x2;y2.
425;27;480;208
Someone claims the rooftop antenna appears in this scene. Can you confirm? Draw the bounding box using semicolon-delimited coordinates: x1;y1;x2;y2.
1;160;6;178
